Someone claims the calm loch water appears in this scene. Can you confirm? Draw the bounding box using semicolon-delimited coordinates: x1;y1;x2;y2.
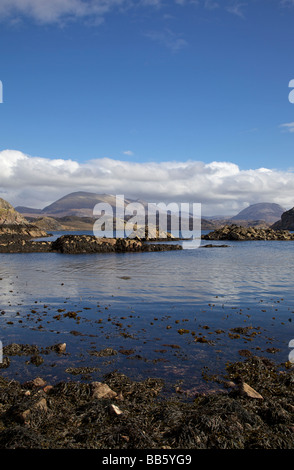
0;232;294;395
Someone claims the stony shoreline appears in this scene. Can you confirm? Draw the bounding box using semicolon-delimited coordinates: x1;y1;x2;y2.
0;348;293;449
0;234;182;254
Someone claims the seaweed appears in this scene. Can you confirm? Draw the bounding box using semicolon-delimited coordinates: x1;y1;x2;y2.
0;355;293;449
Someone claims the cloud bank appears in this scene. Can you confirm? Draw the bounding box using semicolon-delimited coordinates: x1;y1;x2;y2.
0;149;293;216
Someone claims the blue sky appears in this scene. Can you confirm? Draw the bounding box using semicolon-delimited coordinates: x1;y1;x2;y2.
0;0;294;214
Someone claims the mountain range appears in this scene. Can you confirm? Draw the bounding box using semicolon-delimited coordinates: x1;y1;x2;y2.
15;192;286;231
16;192;132;218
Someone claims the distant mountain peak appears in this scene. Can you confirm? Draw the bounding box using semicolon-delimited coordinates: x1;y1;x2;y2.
41;192;121;216
230;202;284;225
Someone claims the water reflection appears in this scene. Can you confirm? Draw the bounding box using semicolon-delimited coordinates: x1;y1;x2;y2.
0;236;294;387
1;239;294;306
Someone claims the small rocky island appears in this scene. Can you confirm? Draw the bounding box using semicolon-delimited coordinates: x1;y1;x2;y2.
0;197;181;254
202;224;294;241
0;234;182;254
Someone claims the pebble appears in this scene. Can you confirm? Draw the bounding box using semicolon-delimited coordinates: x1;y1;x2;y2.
91;382;117;399
109;404;123;416
238;382;263;400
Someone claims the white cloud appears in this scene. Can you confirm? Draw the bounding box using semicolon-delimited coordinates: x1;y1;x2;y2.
123;150;134;156
0;149;294;216
145;28;188;52
279;122;294;133
226;2;246;18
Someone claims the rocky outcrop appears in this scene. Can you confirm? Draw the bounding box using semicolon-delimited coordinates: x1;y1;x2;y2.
0;224;48;239
0;237;52;253
202;224;294;241
0;198;48;239
31;217;63;231
0;234;182;253
0;198;28;223
51;235;182;254
271;207;294;231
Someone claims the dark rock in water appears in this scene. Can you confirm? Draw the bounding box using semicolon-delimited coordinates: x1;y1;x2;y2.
201;244;230;248
51;235;182;254
29;355;44;366
202;224;294;241
51;235;116;254
0;238;52;253
88;347;118;357
0;233;182;254
3;344;40;356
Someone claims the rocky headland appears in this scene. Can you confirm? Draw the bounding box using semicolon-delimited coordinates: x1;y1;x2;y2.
202;224;294;241
271;207;294;231
0;198;48;240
